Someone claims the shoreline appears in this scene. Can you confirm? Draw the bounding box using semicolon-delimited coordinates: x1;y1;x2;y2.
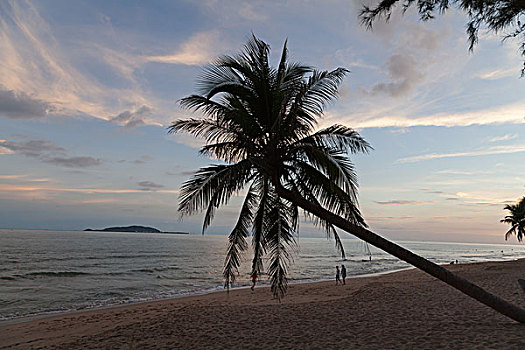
0;259;517;326
2;259;525;349
0;265;416;326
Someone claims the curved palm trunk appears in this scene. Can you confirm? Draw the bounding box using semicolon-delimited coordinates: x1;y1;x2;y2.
276;185;525;323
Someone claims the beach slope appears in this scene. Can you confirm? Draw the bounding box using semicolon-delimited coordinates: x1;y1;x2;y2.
1;259;525;349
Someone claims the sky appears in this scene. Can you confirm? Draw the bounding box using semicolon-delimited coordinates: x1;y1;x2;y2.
0;0;524;244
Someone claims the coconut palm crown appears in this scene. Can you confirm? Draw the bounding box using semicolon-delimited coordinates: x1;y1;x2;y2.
169;35;371;299
501;196;525;242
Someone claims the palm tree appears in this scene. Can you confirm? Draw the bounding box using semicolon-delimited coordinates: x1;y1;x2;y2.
169;35;525;322
501;197;525;242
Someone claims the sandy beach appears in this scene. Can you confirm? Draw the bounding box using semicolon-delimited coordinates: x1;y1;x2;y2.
1;259;525;349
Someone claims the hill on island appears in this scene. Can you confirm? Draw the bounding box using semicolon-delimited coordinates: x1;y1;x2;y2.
83;225;189;234
84;225;161;233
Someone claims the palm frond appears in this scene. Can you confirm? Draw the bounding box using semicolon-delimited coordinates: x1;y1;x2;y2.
299;68;349;117
505;224;518;241
199;142;248;163
306;124;372;154
223;183;259;289
196;60;244;97
288;143;359;202
280;62;312;88
265;192;295;300
251;176;268;275
289;160;366;227
178;161;252;224
285;171;346;259
276;39;288;84
205;82;254;101
178;95;230;118
168;117;236;143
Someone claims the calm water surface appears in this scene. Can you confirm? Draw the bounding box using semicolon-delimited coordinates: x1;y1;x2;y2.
1;229;524;321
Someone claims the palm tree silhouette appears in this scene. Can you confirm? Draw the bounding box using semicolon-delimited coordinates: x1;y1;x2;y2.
501;197;525;242
169;35;525;322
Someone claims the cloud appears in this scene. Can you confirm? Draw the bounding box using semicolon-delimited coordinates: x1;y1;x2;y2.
435;169;495;175
324;14;517;132
109;105;152;128
138;181;164;191
408;25;442;51
0;138;100;168
77;198;117;204
0;139;64;157
0;174;24;179
397;144;525;163
0;143;14;154
119;155;153;164
43;156;101;168
452;191;519;206
0;183;178;194
238;3;266;21
0;1;155;123
166;170;194;176
374;200;432;205
165;164;195;176
488;134;518;143
343;100;525;129
362;22;448;98
419;189;443;194
0;174;49;182
0;89;52;119
368;215;415;220
146;31;222;66
193;1;272;26
369;53;425;97
328;44;379;70
132;155;153;164
389;128;410;134
92;44;146;86
476;68;515;80
470;202;501;207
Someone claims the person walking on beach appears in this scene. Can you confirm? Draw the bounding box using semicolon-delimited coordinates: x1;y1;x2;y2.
251;271;258;291
341;264;347;285
335;266;341;285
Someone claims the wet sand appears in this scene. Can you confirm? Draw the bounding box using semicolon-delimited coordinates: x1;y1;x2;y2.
1;259;525;349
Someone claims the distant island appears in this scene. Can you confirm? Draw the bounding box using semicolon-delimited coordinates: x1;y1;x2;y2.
84;225;189;234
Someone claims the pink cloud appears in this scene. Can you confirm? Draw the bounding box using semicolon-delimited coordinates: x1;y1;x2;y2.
374;200;433;206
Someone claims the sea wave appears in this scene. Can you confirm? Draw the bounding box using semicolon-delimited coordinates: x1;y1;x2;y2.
0;276;16;281
131;266;180;273
16;271;92;279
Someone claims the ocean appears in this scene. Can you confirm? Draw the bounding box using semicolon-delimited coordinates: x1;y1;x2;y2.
1;229;524;321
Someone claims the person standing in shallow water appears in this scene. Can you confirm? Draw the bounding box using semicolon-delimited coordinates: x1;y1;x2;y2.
341;264;347;285
335;266;341;285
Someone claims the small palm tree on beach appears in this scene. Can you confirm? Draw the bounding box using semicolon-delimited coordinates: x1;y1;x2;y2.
501;197;525;242
169;35;525;322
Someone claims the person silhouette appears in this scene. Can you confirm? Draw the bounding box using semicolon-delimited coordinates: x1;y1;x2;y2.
341;264;347;285
251;271;258;291
335;266;341;285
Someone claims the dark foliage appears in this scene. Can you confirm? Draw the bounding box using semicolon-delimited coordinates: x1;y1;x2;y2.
360;0;525;76
501;196;525;241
